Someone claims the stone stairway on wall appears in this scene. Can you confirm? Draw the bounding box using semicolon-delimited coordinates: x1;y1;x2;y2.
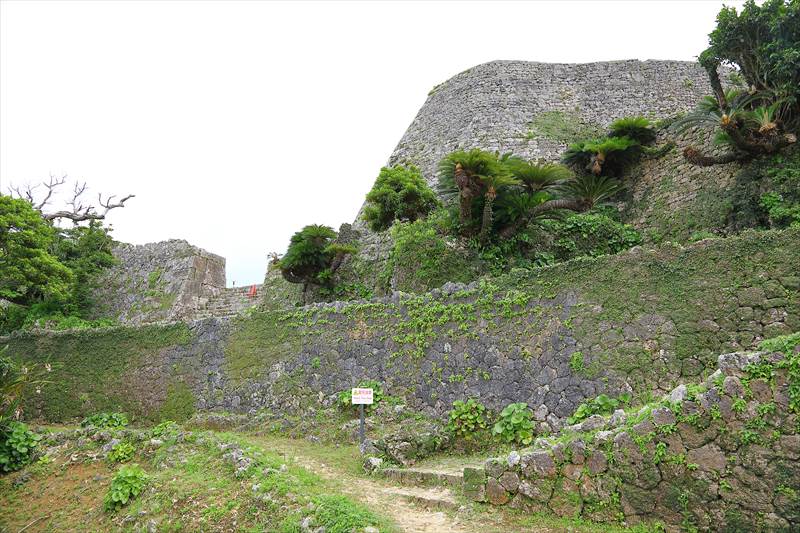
194;285;262;320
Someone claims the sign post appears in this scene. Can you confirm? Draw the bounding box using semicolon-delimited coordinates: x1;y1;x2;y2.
351;387;374;444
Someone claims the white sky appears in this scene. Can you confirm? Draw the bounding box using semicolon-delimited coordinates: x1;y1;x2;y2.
1;0;744;286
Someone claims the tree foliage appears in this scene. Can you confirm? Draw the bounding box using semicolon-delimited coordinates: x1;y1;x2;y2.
0;196;73;307
362;165;439;231
0;196;118;333
683;0;800;163
436;149;627;244
278;225;357;300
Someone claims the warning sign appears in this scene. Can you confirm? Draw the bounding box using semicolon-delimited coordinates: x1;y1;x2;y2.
351;388;374;405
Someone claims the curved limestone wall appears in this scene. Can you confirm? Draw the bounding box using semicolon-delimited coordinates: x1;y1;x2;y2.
383;59;715;187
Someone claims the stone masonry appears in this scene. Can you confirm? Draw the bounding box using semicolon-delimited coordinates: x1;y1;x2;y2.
468;348;800;532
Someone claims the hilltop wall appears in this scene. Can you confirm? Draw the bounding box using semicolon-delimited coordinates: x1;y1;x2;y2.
8;229;799;429
386;60;715;186
345;59;743;295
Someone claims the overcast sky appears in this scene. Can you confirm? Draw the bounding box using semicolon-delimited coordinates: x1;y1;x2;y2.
1;0;744;286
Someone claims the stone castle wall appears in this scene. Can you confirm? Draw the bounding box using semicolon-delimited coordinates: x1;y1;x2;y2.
11;229;799;433
467;348;800;532
384;60;715;187
89;239;227;324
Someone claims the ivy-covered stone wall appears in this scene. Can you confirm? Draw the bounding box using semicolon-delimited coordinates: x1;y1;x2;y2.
5;229;799;432
467;343;800;532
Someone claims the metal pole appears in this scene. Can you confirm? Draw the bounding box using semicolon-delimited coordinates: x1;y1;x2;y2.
359;403;365;444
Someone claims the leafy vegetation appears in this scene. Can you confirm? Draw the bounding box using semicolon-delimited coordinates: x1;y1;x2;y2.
383;213;482;293
0;421;40;472
278;225;357;302
562;117;661;177
362;165;439;231
81;412;129;429
0;196;73;307
107;441;136;463
492;402;535;446
447;398;490;445
0;196;118;334
436;148;627;249
609;116;657;144
567;393;632;425
104;464;149;512
0;346;50;472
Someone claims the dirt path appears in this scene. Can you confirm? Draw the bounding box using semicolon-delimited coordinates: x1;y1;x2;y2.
247;436;468;533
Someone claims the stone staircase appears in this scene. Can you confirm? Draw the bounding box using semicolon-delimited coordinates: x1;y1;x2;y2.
371;461;481;512
194;285;262;320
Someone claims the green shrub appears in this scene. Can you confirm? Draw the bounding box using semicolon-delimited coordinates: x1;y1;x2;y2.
277;226;356;296
759;152;800;228
758;332;800;355
385;213;482;293
0;421;41;472
81;412;129;429
757;332;800;414
562;136;643;177
107;441;135;463
567;393;632;425
362;165;439;231
492;402;535;446
151;420;180;439
532;211;642;263
104;464;149;512
447;398;489;442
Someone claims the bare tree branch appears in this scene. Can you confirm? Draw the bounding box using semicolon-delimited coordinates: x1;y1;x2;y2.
8;175;134;223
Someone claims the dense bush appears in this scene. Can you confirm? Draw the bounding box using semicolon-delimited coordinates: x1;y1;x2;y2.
760;149;800;228
437;149;625;246
0;421;41;472
104;464;148;512
383;213;482;293
0;196;73;307
532;211;643;263
362;165;439;231
150;420;180;439
561;116;667;177
609;116;657;144
81;412;129;429
492;402;535;446
446;398;489;444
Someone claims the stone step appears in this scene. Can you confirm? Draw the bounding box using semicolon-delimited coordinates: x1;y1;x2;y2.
378;467;464;488
380;486;460;511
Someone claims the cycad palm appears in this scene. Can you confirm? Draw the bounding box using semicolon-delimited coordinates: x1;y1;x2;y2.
478;172;520;242
505;158;572;193
437;149;506;234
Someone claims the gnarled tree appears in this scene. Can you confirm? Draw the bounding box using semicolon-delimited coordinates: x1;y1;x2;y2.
9;175;134;223
681;0;799;164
